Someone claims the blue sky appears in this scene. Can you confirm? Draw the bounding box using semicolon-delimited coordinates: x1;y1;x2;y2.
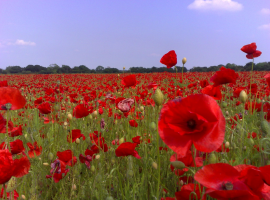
0;0;269;70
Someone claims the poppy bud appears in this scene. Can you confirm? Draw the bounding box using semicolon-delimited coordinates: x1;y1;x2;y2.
182;57;187;65
89;114;93;119
261;120;270;135
152;162;158;170
208;153;217;164
24;134;27;138
6;177;17;192
139;106;144;111
225;111;229;116
48;152;54;161
95;154;100;159
239;90;248;103
91;165;95;172
171;160;186;169
43;163;49;166
119;137;125;144
249;138;254;145
257;98;261;103
179;180;184;186
153;88;164;106
67;113;73;120
123;67;125;70
114;120;118;125
149;122;156;131
92;111;98;117
126;169;134;178
21;195;26;200
72;184;77;190
225;141;230;148
106;196;114;200
75;138;80;144
111;158;116;164
221;101;227;108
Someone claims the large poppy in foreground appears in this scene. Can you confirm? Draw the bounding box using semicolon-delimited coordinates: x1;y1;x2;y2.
158;94;225;157
160;50;177;68
0;149;31;184
0;87;26;110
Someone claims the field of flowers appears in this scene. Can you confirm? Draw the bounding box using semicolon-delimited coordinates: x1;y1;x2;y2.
1;42;270;200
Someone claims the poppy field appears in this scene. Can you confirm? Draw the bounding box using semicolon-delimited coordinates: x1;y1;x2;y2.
1;42;270;200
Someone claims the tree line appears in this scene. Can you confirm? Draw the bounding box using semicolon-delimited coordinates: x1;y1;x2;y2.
0;61;270;74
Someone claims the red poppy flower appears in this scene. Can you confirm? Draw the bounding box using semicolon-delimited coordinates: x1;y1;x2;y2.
0;80;8;87
121;75;137;88
57;150;77;167
195;163;260;200
241;42;262;59
210;67;239;87
200;79;210;88
0;87;26;110
201;85;222;100
67;129;86;143
132;136;141;145
27;141;42;158
264;73;270;90
129;119;138;127
115;142;141;159
79;149;95;169
175;183;204;200
0;149;31;184
73;104;89;118
10;139;25;155
160;50;177;69
38;102;52;114
46;159;69;183
0;187;19;200
158;94;226;157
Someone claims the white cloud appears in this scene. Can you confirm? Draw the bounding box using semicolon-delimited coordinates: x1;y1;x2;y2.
7;39;36;46
188;0;243;11
258;23;270;30
150;53;160;57
260;8;270;15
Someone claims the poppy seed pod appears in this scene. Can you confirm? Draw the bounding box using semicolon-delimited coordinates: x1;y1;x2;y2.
239;90;248;103
153;88;164;106
170;161;186;169
182;57;187;65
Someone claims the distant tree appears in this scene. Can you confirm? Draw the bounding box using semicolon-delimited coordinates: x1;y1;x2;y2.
96;65;104;73
61;65;71;73
6;66;23;73
79;65;91;73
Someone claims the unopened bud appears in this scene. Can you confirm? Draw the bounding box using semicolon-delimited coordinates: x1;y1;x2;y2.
182;57;187;65
72;184;77;190
153;88;164;106
119;137;125;144
225;141;230;148
91;165;95;172
95;154;100;159
208;153;217;164
21;195;26;200
75;138;80;144
152;162;158;170
67;113;73;120
239;90;248;103
171;161;186;169
43;163;49;166
92;111;98;117
149;122;156;131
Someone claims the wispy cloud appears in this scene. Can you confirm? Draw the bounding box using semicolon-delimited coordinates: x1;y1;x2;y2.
260;8;270;15
258;23;270;30
188;0;243;12
8;39;36;46
150;53;160;57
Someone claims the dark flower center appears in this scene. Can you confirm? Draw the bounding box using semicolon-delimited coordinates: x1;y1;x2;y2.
223;182;233;190
187;119;196;129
